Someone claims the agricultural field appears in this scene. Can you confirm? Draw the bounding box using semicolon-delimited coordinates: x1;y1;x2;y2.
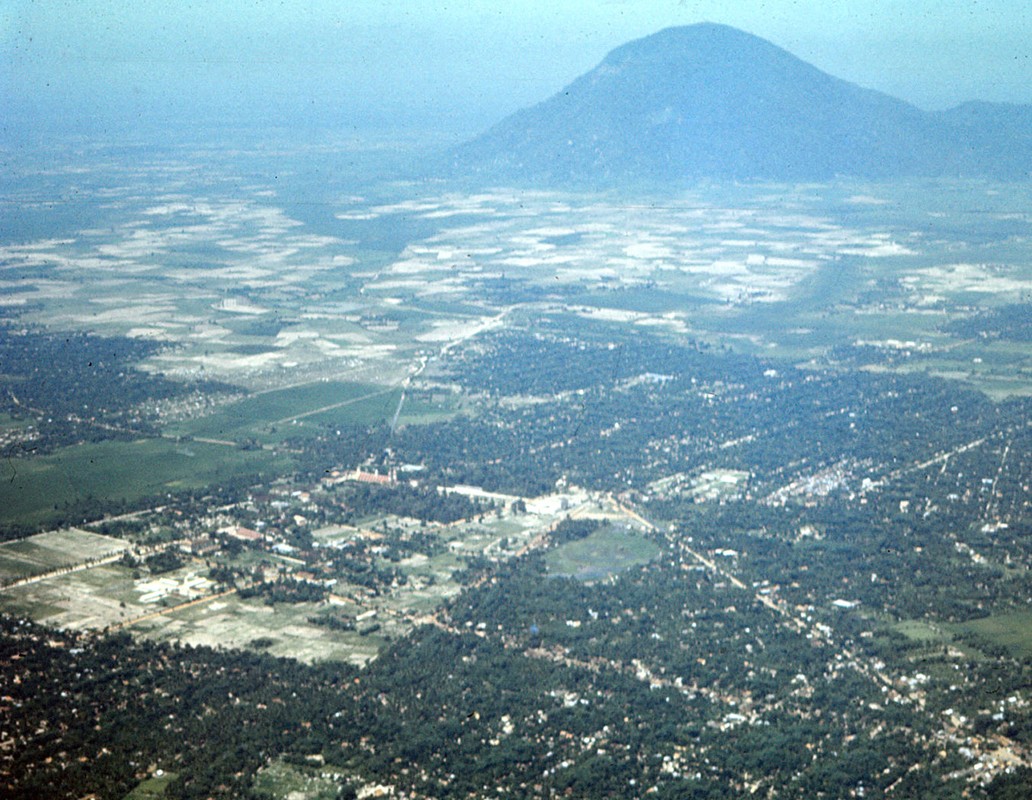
0;437;291;532
0;529;129;584
6;146;1031;402
1;563;146;629
132;594;386;666
165;380;403;444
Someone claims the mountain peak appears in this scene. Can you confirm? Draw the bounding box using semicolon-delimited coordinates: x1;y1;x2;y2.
594;23;803;84
450;25;1031;185
603;22;779;59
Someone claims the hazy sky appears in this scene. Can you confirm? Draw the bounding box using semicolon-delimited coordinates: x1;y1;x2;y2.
3;0;1031;141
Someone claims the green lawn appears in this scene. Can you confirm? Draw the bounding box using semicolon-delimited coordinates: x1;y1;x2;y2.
546;524;661;582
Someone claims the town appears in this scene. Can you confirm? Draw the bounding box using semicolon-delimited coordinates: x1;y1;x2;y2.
1;138;1030;798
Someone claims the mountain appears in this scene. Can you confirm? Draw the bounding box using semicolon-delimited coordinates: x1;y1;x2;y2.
450;23;1032;184
936;101;1032;177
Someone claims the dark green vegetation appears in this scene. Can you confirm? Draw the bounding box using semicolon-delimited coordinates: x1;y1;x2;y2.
956;610;1032;661
333;481;490;525
349;319;1025;505
4;539;1030;799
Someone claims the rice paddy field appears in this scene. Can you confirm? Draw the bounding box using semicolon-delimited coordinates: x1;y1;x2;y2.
4;144;1029;402
0;438;291;532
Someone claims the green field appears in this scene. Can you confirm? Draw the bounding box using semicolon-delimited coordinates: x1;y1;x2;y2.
955;610;1032;660
895;613;1032;662
253;759;343;800
0;438;290;531
124;771;178;799
0;413;33;432
893;619;952;644
546;524;661;582
167;380;401;443
299;389;402;430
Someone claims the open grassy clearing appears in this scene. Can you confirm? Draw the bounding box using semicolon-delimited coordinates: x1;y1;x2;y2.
0;593;65;620
871;350;1032;397
124;771;178;800
382;579;463;617
396;390;465;424
886;619;985;666
954;610;1032;660
0;438;290;531
253;759;345;800
894;619;952;644
0;413;33;432
546;523;661;582
293;388;401;430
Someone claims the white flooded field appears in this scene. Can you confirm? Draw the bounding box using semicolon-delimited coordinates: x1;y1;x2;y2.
3;145;1030;397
